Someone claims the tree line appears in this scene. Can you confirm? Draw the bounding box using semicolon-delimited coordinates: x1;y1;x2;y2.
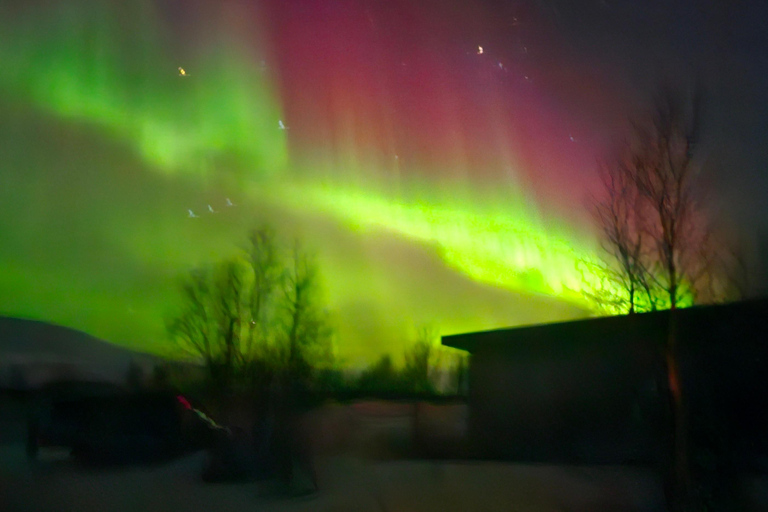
164;229;466;401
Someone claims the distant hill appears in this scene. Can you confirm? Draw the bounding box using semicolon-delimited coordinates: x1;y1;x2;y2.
0;316;167;389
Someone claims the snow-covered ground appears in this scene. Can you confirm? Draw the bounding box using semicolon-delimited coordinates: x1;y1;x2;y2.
1;444;670;512
0;399;669;512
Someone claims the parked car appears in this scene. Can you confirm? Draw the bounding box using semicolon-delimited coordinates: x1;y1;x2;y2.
26;380;196;464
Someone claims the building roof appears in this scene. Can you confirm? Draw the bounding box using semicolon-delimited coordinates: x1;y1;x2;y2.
441;298;768;355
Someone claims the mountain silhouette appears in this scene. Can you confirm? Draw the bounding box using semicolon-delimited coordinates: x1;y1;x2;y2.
0;316;165;389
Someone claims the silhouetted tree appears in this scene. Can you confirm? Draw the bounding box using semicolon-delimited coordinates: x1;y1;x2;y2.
168;266;216;366
167;227;334;397
631;87;707;511
245;227;280;362
589;159;658;313
167;258;247;393
630;85;710;309
403;326;439;394
214;259;249;391
593;83;733;512
357;354;401;395
280;241;334;377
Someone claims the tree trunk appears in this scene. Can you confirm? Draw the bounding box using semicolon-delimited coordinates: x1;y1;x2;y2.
668;258;678;310
664;310;698;512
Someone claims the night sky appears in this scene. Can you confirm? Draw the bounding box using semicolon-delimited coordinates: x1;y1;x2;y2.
1;0;766;363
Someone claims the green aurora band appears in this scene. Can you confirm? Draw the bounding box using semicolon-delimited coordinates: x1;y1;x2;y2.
0;1;287;176
277;179;605;310
0;1;629;355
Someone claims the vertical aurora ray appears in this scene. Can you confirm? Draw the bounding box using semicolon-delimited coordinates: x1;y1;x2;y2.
0;0;292;350
265;0;619;312
0;0;638;357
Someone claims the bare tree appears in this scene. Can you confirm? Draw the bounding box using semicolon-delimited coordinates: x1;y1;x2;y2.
403;325;440;394
632;85;708;512
280;241;333;376
245;227;280;360
167;227;334;396
591;85;711;313
167;259;248;391
167;267;216;365
628;85;707;310
211;259;248;390
589;158;658;313
592;84;719;512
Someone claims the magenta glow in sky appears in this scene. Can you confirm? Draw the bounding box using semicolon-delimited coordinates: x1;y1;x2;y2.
1;0;766;361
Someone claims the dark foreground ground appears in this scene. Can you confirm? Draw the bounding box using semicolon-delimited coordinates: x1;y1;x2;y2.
0;448;666;512
1;394;764;512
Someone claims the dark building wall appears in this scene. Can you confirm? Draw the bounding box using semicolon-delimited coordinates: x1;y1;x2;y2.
679;305;768;473
451;300;768;468
468;326;667;463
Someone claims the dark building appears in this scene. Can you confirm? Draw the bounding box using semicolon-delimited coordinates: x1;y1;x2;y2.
442;299;768;470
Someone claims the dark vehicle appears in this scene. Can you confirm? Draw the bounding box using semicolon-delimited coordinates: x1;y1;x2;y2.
26;380;194;464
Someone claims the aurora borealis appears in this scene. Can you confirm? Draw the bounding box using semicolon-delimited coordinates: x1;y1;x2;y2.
0;1;286;175
1;0;767;363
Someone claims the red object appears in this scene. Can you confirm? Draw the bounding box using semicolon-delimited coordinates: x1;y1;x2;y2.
177;395;192;410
